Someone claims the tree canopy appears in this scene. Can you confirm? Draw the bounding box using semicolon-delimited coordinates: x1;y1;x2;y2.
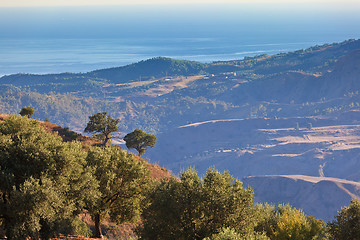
203;227;270;240
85;146;149;238
0;115;99;239
255;203;325;240
19;106;34;118
124;128;156;156
138;168;256;240
84;112;119;145
328;199;360;240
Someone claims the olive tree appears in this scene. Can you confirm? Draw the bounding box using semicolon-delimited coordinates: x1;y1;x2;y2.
255;204;325;240
328;199;360;240
123;128;156;156
138;168;256;240
0;115;99;239
19;106;34;118
85;146;149;238
84;112;119;145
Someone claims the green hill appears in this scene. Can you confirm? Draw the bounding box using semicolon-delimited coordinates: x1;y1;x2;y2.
88;57;206;83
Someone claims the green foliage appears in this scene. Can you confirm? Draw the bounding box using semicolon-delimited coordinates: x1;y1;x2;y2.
255;204;325;240
328;199;360;240
203;227;270;240
19;106;34;118
7;177;91;239
203;228;243;240
138;168;256;240
0;115;98;239
124;129;156;156
85;146;149;238
84;112;119;145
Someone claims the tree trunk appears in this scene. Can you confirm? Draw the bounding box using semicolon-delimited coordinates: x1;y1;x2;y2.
103;137;109;146
94;213;103;238
136;147;142;157
103;133;110;146
2;194;10;239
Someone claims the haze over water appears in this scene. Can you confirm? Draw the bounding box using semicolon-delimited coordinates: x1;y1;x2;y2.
1;2;359;76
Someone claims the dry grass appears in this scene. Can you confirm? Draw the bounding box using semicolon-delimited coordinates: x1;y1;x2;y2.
262;124;360;154
40;120;172;180
40;121;103;147
143;75;204;97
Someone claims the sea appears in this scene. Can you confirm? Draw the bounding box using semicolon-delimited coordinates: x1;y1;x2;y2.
1;3;359;76
1;37;357;77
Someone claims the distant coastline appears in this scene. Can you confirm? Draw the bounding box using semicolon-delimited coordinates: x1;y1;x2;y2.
0;38;340;76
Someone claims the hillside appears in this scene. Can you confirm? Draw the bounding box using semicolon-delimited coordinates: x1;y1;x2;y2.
243;175;360;221
145;112;360;179
143;110;360;220
88;57;206;83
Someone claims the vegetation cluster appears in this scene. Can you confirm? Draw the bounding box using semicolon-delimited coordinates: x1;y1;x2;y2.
0;115;359;239
0;115;148;239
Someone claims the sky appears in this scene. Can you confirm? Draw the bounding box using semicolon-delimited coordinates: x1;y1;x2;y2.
1;0;359;7
0;0;359;40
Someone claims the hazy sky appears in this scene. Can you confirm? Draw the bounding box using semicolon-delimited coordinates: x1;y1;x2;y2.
1;0;360;7
0;0;359;40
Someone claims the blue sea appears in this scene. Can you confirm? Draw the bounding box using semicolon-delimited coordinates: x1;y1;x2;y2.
0;38;335;76
0;3;359;76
